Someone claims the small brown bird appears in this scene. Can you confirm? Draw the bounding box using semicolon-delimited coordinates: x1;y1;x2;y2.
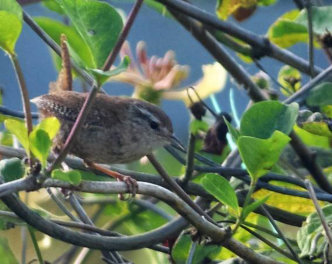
32;91;175;193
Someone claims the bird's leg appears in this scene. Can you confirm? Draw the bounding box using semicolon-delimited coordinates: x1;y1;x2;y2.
84;161;138;199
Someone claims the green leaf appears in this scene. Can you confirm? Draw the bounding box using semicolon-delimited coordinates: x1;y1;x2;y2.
258;0;276;5
240;101;299;139
322;105;332;118
0;0;22;54
242;195;270;220
4;119;29;154
296;6;332;35
238;131;290;180
35;17;94;68
294;125;330;149
29;129;52;168
0;158;25;182
301;121;332;139
201;173;239;216
0;237;18;264
56;0;123;69
51;169;82;185
34;117;60;140
278;65;301;96
267;9;309;48
42;0;65;15
190;119;209;135
89;56;130;86
306;82;332;107
297;204;332;258
224;116;240;141
172;234;221;264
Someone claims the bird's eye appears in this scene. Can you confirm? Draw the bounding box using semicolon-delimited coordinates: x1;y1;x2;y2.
150;121;159;130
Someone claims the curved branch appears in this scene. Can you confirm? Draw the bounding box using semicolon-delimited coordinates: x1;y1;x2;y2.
1;181;282;263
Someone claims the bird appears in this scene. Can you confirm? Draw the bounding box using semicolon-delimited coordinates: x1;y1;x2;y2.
31;90;175;195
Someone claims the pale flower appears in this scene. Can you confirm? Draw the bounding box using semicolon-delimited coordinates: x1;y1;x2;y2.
163;62;227;105
110;41;189;103
110;41;227;105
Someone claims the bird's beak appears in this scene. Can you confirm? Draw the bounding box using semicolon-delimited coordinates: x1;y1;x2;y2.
170;134;185;151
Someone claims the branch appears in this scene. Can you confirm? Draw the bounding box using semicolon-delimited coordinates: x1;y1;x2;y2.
284;64;332;104
1;181;282;264
155;0;322;76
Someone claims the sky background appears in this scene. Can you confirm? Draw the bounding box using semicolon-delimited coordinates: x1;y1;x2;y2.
0;0;330;140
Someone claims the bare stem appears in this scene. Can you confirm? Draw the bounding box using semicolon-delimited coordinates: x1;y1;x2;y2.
180;133;196;186
147;153;218;225
9;54;33;161
305;180;332;248
102;0;144;71
305;0;315;78
27;225;44;264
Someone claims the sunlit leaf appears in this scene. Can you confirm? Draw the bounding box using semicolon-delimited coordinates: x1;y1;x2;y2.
29;129;52;168
294;125;330;149
0;0;22;54
322;105;332;118
267;9;308;48
238;131;290;180
240;101;299;139
301;121;332;139
216;0;257;20
0;158;25;182
51;169;82;185
278;65;301;96
34;117;60;140
253;184;318;214
56;0;123;69
201;173;239;216
4;119;29;154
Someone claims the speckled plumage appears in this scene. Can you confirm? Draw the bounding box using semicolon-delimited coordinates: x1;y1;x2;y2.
32;91;173;164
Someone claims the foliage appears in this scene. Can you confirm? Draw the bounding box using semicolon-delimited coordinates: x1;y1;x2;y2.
0;0;332;263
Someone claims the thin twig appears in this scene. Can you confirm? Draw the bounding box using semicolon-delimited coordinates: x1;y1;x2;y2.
0;106;38;119
305;0;315;78
147;154;218;225
27;225;45;264
284;64;332;104
186;241;197;264
305;180;332;248
239;225;296;260
102;0;144;71
46;188;80;222
181;133;196;186
68;193;123;264
261;205;302;263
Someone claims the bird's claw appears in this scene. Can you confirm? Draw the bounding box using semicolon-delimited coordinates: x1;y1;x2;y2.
118;176;138;200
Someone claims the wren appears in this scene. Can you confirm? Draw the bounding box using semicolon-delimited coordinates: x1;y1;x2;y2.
31;91;174;165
